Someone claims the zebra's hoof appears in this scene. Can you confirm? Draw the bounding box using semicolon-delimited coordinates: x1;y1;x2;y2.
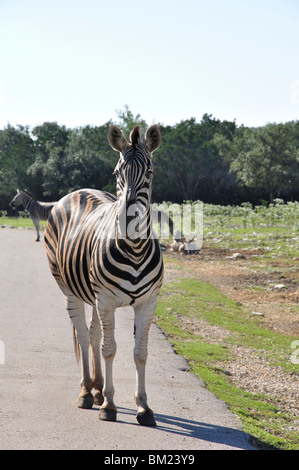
99;408;117;421
77;392;94;409
136;409;156;426
94;391;104;406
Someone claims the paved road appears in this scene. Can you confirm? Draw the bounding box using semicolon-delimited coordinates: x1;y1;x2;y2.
0;228;256;450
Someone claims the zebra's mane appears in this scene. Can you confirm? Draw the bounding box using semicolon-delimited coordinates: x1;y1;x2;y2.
22;189;37;200
129;126;142;149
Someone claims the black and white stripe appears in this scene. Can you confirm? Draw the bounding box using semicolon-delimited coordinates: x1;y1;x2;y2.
44;125;163;426
10;189;56;241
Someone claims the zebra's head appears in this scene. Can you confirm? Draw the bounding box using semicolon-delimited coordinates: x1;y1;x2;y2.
107;124;162;241
10;189;24;208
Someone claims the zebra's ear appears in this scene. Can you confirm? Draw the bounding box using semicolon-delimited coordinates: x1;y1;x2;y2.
145;125;162;153
107;125;129;152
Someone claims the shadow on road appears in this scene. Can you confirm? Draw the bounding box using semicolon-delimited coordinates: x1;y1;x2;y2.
106;406;256;450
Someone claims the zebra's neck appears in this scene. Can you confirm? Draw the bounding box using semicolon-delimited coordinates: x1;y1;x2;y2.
21;192;35;210
115;207;154;260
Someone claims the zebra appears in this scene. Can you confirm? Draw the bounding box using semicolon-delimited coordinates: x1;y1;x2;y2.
44;124;163;426
10;189;56;242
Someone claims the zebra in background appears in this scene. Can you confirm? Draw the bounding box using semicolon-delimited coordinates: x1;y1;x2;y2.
44;124;163;426
10;189;56;241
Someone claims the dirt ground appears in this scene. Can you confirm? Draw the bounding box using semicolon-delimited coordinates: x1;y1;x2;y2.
164;246;299;337
163;246;299;419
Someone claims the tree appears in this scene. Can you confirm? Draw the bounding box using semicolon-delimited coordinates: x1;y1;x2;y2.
64;124;116;194
115;105;148;136
1;112;298;210
0;124;36;209
281;121;299;201
153;115;237;203
230;123;298;203
27;122;71;199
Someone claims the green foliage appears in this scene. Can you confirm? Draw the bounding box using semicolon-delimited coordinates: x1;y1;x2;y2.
153;115;238;203
0;124;37;208
1;106;299;210
27;122;72;198
62;123;116;196
230;123;299;202
115;104;148;135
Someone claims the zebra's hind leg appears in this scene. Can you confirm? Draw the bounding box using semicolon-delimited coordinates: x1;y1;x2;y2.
133;299;157;426
31;217;40;242
65;294;94;409
89;305;104;406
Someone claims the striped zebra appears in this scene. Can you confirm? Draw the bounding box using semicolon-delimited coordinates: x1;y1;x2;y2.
10;189;56;242
44;124;163;426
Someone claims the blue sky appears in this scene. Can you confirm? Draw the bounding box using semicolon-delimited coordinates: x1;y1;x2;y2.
1;0;299;129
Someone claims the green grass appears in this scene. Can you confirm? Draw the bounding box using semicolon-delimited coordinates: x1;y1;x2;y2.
156;200;299;448
155;199;299;259
203;223;299;259
0;216;47;229
156;273;299;450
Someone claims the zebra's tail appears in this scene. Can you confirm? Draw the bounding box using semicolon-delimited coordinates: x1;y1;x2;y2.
73;326;81;364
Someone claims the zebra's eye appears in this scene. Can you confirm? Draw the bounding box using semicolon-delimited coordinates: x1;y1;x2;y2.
114;169;119;178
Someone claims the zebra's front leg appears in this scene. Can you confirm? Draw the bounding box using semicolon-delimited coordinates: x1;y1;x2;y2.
133;298;157;426
96;299;117;421
89;306;104;406
65;294;93;409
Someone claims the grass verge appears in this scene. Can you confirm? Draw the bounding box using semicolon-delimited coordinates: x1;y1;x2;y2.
155;272;299;450
0;216;47;229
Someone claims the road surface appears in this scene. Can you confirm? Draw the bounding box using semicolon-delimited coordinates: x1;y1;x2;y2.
0;227;256;450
